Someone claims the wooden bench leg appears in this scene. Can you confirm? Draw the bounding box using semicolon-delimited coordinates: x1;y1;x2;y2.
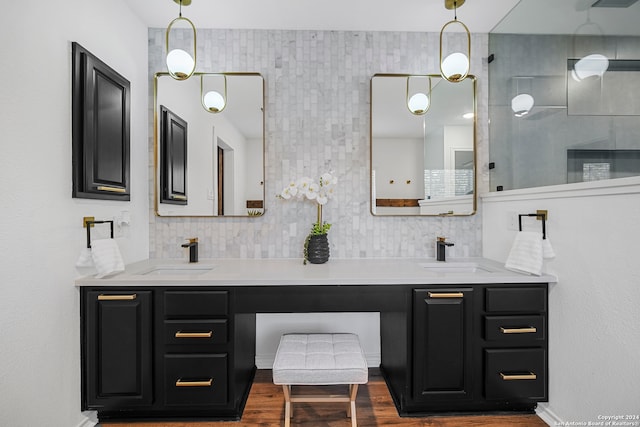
348;384;359;427
282;385;292;427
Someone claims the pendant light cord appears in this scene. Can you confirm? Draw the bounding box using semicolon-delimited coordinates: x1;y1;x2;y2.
454;1;458;20
179;0;183;17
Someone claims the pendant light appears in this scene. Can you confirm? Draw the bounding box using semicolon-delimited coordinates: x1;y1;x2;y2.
201;74;227;113
571;12;609;82
439;0;471;83
511;76;535;118
406;76;432;115
165;0;197;80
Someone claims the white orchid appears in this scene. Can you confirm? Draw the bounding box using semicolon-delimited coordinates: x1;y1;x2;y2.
277;172;338;233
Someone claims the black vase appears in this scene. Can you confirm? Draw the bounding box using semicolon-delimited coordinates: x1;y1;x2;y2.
306;234;330;264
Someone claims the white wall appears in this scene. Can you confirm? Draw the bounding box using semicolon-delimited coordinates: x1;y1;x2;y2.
482;177;640;424
0;2;149;426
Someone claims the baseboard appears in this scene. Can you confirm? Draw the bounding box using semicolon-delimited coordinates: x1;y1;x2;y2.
76;411;98;427
536;404;562;426
256;353;381;370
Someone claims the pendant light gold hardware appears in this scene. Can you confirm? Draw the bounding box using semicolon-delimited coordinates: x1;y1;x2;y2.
500;372;537;381
428;292;464;298
500;327;537;334
201;74;228;113
98;294;137;301
165;0;197;80
445;0;465;9
406;75;432;115
97;186;126;193
175;331;213;338
175;378;213;387
536;210;548;221
439;0;471;83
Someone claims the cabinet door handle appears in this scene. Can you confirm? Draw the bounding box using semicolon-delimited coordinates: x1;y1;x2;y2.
171;195;187;200
428;292;464;298
175;379;213;387
500;372;537;381
175;331;213;338
96;185;126;193
500;326;537;334
97;294;137;301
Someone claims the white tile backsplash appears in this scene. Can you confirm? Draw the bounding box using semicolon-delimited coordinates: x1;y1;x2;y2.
148;29;488;260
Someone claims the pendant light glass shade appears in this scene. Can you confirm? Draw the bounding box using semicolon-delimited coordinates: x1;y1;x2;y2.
406;76;432;115
511;94;535;117
571;54;609;81
201;74;227;113
439;0;471;83
165;2;197;81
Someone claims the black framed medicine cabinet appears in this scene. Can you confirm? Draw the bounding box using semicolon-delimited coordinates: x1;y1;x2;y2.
72;42;131;201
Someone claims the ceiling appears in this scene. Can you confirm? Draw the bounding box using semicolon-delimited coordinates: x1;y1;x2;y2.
126;0;519;33
127;0;640;35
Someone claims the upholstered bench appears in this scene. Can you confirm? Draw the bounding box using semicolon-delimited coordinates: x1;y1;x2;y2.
272;333;368;427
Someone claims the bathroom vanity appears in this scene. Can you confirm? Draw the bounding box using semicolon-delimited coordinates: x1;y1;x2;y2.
76;258;555;422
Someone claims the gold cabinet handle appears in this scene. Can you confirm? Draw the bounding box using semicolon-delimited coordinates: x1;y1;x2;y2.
175;331;213;338
500;326;537;334
97;185;126;193
171;195;187;200
98;294;137;301
428;292;464;298
500;372;537;381
175;379;213;387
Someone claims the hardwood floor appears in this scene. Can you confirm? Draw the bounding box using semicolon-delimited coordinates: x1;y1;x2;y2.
101;369;548;427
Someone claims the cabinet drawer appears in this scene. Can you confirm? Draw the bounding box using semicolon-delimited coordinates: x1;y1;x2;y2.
485;315;545;341
485;287;546;313
485;348;546;400
164;354;228;406
164;291;228;317
164;319;228;345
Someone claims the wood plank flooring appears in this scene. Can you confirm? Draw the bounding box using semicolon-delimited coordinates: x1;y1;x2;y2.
101;369;548;427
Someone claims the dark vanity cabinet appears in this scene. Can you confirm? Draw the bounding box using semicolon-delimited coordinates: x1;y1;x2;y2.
412;288;474;402
72;42;130;200
80;281;547;421
389;283;548;415
82;290;153;409
80;287;256;421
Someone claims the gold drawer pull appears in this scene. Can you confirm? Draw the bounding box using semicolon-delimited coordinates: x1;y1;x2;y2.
500;326;537;334
97;185;126;193
500;372;537;381
175;379;213;387
175;331;213;338
172;195;187;200
428;292;464;299
98;294;137;301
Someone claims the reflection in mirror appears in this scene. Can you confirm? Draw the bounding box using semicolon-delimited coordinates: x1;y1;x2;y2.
154;72;265;217
370;74;477;216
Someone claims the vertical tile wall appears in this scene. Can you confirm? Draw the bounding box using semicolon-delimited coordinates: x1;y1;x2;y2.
149;29;488;259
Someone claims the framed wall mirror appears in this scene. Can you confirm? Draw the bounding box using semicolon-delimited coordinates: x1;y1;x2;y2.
370;74;477;216
154;72;265;217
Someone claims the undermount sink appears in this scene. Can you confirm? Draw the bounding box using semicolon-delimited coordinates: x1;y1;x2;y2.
138;265;215;276
419;262;493;274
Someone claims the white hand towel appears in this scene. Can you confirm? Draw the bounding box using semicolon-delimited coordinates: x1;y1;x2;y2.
542;237;556;259
75;248;94;267
505;231;543;276
90;239;125;278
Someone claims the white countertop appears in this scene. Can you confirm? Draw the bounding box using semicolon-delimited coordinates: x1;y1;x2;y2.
75;258;558;287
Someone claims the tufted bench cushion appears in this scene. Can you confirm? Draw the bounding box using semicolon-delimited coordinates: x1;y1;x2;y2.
273;333;368;385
